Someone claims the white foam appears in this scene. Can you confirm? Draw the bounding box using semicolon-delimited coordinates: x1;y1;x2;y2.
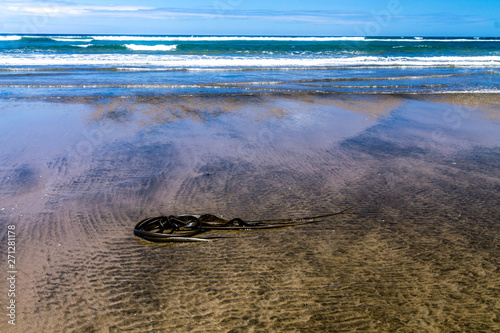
367;38;499;42
86;35;500;42
53;38;93;42
92;36;366;42
0;83;203;89
1;54;499;68
125;44;177;51
0;36;22;41
4;35;500;43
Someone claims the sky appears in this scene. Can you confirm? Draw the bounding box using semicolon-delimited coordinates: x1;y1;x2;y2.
0;0;499;36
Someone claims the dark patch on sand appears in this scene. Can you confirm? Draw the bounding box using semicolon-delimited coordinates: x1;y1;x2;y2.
341;135;426;158
2;163;40;195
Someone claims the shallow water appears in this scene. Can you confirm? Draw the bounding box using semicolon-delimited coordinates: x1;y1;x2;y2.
0;94;499;332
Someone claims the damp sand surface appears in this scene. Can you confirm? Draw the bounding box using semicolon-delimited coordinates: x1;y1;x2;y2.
0;94;499;332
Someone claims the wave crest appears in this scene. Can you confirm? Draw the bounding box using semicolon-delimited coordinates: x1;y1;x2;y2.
125;44;177;51
1;54;499;68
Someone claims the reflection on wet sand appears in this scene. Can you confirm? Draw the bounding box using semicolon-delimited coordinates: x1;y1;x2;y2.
414;93;500;119
51;93;405;128
0;94;499;332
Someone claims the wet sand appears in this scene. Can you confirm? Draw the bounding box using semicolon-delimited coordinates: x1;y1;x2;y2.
0;94;499;332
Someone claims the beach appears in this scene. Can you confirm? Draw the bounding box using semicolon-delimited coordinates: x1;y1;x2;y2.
1;34;500;332
1;92;499;332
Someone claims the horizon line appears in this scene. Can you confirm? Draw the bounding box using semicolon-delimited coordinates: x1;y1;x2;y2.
1;33;499;38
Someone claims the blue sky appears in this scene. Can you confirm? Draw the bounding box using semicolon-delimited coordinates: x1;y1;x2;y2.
1;0;499;36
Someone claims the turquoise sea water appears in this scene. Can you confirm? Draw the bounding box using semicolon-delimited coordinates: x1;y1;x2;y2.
0;34;499;97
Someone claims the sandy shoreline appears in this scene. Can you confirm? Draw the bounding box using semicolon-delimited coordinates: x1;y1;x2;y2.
0;93;499;332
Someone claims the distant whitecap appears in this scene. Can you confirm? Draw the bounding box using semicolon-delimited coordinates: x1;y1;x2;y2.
125;44;177;51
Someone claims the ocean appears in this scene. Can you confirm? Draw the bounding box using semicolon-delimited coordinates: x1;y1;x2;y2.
0;34;499;97
2;34;500;332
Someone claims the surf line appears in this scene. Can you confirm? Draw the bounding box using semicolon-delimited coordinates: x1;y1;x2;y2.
133;208;351;243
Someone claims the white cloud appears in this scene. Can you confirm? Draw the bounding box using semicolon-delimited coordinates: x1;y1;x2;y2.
0;1;369;23
1;1;493;28
2;1;153;17
23;6;84;15
78;5;154;12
